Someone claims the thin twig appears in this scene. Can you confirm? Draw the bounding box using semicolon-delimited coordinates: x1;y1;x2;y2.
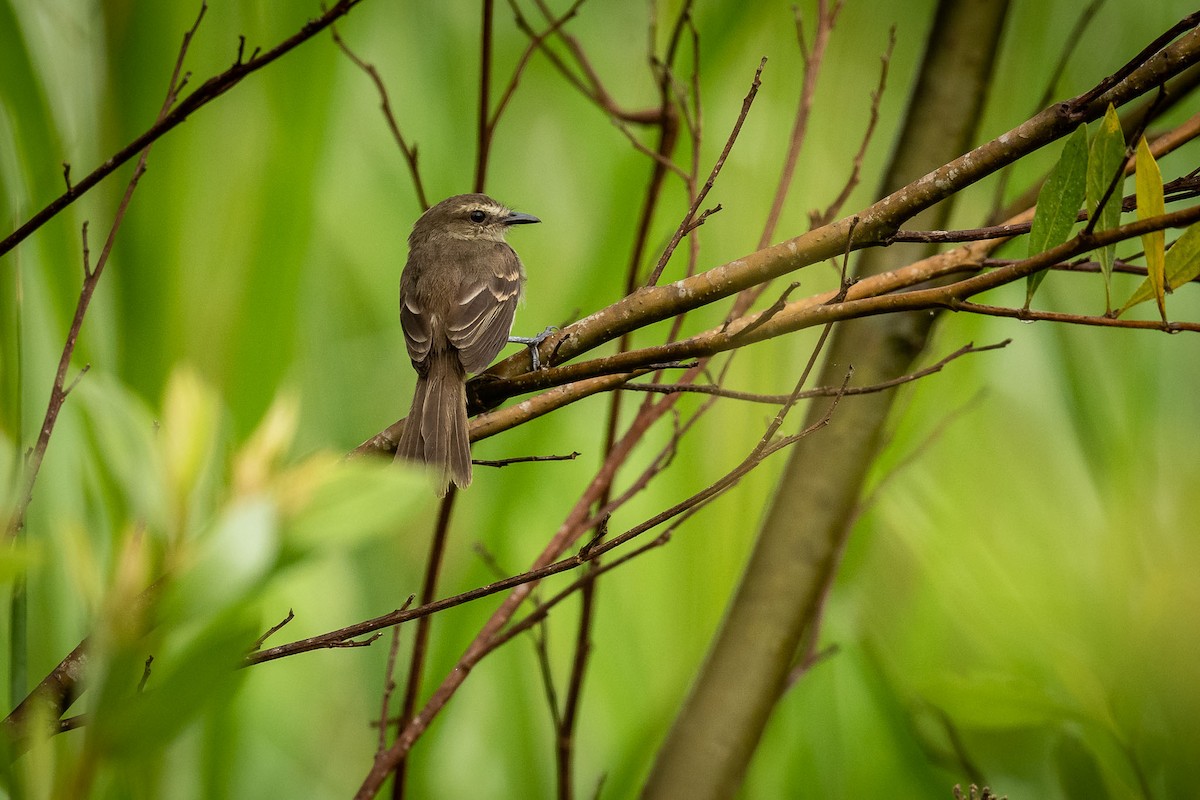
949;299;1200;331
474;0;495;191
250;609;295;651
474;452;580;467
330;25;429;210
812;25;894;228
377;626;403;755
646;57;767;286
489;0;589;134
5;1;207;545
0;0;369;258
760;0;842;248
622;340;1010;404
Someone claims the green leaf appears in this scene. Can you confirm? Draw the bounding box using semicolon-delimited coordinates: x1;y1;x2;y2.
1086;105;1126;312
1134;136;1167;322
1026;124;1089;308
1118;222;1200;315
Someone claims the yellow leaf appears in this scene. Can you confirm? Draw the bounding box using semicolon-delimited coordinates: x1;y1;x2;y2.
1135;136;1166;322
1119;223;1200;315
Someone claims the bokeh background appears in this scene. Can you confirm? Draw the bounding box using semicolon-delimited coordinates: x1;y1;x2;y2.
2;0;1199;797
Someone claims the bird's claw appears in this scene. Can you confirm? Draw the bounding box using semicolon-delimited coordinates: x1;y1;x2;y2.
508;325;558;371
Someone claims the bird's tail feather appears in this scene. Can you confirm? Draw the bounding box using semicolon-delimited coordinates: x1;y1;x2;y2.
396;353;470;495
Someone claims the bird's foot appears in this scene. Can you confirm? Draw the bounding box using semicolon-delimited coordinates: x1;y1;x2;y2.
508;325;558;371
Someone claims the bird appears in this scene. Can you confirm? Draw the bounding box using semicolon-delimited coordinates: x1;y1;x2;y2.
395;193;541;495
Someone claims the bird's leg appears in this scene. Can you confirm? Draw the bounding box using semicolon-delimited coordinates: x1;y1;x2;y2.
508;325;557;371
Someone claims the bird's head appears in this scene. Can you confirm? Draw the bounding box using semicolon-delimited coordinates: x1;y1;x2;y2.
410;193;540;245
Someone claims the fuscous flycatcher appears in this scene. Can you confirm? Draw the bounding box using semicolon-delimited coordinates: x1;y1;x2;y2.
395;193;540;495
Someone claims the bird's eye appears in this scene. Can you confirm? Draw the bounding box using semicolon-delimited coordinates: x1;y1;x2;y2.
469;210;486;223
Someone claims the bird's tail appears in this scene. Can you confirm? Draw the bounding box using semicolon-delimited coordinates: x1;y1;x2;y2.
395;352;471;495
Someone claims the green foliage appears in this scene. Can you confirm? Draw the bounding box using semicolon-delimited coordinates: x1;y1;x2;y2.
1085;105;1125;312
1025;124;1087;308
2;0;1199;798
1119;221;1200;315
1134;135;1168;321
3;367;418;796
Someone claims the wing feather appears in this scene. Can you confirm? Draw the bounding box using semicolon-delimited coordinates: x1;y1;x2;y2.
447;244;524;373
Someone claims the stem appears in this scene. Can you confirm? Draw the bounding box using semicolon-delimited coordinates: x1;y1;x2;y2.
474;0;495;191
392;489;457;798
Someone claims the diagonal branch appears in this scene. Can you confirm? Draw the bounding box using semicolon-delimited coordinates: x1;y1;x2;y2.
0;0;370;259
5;2;207;543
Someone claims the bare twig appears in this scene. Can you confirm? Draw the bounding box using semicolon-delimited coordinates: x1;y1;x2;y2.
250;609;295;651
377;626;403;755
474;452;580;468
473;0;495;191
329;633;385;649
489;0;589;134
330;25;429;210
949;299;1200;331
812;25;894;228
0;0;369;258
760;0;842;247
6;1;207;544
646;57;767;286
622;340;1010;404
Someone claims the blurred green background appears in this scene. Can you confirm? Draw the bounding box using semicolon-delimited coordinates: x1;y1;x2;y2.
2;0;1199;797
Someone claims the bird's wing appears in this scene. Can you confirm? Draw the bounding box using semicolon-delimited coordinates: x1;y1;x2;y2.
400;290;434;369
447;243;523;374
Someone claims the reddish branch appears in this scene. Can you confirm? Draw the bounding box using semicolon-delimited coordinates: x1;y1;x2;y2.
760;0;843;246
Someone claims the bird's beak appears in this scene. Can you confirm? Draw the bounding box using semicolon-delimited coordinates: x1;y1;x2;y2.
504;211;540;225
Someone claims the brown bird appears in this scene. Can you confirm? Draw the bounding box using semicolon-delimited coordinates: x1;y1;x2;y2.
395;193;540;495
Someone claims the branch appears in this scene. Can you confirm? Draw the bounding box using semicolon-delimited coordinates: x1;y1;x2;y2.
351;322;847;799
621;340;1011;404
448;24;1200;403
0;0;370;258
474;452;580;468
330;24;429;211
759;0;842;247
391;490;457;797
646;57;767;286
5;1;207;542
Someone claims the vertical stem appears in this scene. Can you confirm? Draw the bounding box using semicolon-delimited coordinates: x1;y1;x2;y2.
474;0;495;192
9;579;26;711
391;488;458;799
554;567;596;800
